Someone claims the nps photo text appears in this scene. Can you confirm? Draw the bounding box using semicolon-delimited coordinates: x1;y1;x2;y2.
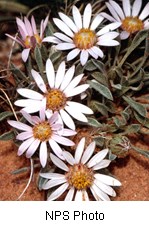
46;210;105;221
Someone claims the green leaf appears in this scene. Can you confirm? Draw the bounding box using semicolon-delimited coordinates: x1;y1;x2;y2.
113;116;126;127
10;63;27;82
124;124;141;134
34;46;44;75
91;72;108;86
134;111;149;128
94;136;105;147
90;100;108;116
87;117;102;127
0;111;14;121
88;80;113;100
131;144;149;158
91;59;105;73
49;51;62;64
123;96;147;117
85;60;97;71
0;130;15;140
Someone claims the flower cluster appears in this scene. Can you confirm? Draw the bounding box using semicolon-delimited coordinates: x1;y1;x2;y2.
7;0;149;201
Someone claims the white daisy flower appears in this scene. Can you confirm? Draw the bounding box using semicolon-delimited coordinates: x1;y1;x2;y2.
8;109;76;167
100;0;149;40
40;137;121;201
43;3;120;65
15;59;93;130
6;15;49;62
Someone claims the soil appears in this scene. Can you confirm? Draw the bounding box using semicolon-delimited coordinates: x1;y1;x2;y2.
0;139;149;201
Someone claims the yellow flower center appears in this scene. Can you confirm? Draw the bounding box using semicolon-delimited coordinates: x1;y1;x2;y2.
33;121;52;141
121;16;144;33
66;163;94;190
24;34;42;48
46;89;67;111
73;28;97;50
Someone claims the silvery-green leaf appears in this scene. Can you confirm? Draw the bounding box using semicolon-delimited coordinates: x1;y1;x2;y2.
87;117;102;127
0;130;15;140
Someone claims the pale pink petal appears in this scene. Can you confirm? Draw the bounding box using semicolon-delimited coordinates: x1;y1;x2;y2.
48;112;59;125
22;48;30;62
90;46;104;58
40;20;44;39
46;59;55;88
54;32;73;43
122;0;131;17
7;120;32;132
17;88;43;100
43;14;49;31
81;141;96;164
62;129;76;136
59;12;78;33
31;69;47;93
16;17;28;36
63;151;75;165
40;173;65;179
98;31;119;41
39;98;46;121
52;134;74;146
24;17;33;36
83;4;92;29
88;48;98;59
144;20;149;29
21;103;42;114
72;5;82;30
56;43;76;50
21;110;36;125
80;50;89;66
31;16;37;34
132;0;142;17
120;31;130;39
60;65;75;91
53;18;74;37
26;139;40;158
43;36;61;43
39;141;48;167
5;33;23;46
16;131;33;140
48;183;69;201
109;0;125;19
49;139;64;159
106;2;121;21
99;12;116;22
59;109;75;130
67;48;80;61
139;2;149;20
90;14;104;30
74;137;85;163
50;153;69;171
55;61;66;88
18;137;35;156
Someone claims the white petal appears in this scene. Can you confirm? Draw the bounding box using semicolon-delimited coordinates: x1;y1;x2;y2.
40;173;65;180
16;131;33;140
48;112;59;125
62;128;76;136
132;0;142;17
65;84;89;97
97;23;121;36
63;151;75;165
64;187;75;201
87;149;109;168
18;137;35;156
49;139;64;159
94;179;116;197
72;5;82;30
93;159;111;170
80;50;89;66
65;105;88;122
31;70;47;93
120;31;130;40
39;141;47;167
109;0;125;19
22;48;30;62
46;59;55;88
81;141;95;164
98;39;119;46
88;48;98;59
67;48;80;61
52;134;74;146
60;109;75;130
53;18;74;37
82;190;90;201
90;186;102;201
139;2;149;20
106;2;121;21
91;183;110;201
99;31;119;41
99;12;116;22
59;12;78;33
122;0;131;17
144;20;149;29
90;46;104;58
17;88;43;100
43;36;61;44
66;101;93;114
48;183;69;201
74;137;85;163
15;99;42;108
94;173;121;186
42;178;67;190
55;61;66;88
50;153;69;171
21;110;36;125
64;74;84;93
7;120;32;132
56;43;76;50
90;14;104;30
74;190;83;201
26;139;40;158
21;103;42;113
60;65;75;91
83;4;92;28
54;32;73;43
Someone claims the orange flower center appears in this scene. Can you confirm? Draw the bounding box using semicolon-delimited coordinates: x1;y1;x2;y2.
33;121;52;141
66;163;94;190
24;34;42;48
73;28;97;50
121;16;144;33
46;89;67;111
